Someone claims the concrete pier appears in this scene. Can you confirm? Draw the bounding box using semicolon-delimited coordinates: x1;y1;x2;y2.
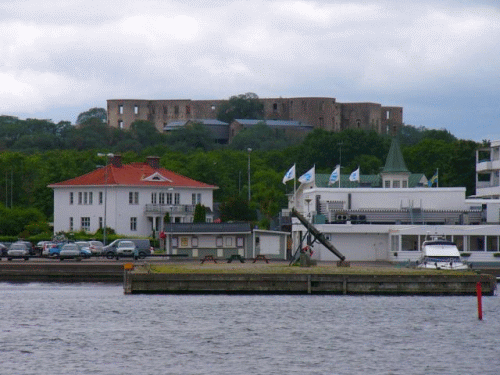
124;272;497;296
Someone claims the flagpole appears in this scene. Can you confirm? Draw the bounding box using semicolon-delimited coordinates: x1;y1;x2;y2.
437;168;439;188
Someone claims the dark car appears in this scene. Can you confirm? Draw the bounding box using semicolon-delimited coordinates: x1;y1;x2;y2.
0;243;7;258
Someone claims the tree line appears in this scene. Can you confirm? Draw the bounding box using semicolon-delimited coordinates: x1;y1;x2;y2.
0;108;483;238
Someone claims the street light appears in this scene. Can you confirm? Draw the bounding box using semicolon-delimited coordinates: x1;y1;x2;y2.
97;153;114;246
247;148;252;202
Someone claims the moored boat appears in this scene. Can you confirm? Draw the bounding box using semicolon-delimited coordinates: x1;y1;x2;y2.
417;236;469;270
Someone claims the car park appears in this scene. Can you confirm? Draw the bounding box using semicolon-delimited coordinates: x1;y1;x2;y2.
103;239;152;259
7;242;31;261
115;240;138;260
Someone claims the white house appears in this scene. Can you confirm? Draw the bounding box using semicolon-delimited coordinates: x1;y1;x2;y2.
288;138;500;265
49;155;217;237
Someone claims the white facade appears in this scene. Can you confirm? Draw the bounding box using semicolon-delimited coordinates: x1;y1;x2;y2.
50;156;217;237
53;186;214;236
476;140;500;198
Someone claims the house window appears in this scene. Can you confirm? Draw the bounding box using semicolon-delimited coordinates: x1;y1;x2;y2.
192;237;198;247
192;193;201;205
159;193;165;204
134;105;139;115
69;192;73;205
211;105;216;111
186;105;191;115
273;103;278;112
83;192;88;205
393;180;400;188
151;193;157;204
166;193;172;205
174;105;179;115
172;237;178;248
356;119;361;128
402;181;408;188
319;101;324;111
99;217;103;229
225;237;233;247
69;217;73;231
174;193;180;205
118;105;123;115
129;191;139;204
163;106;168;114
81;217;90;231
78;192;82;205
89;192;93;205
319;117;324;128
216;237;223;247
130;217;137;231
237;237;244;247
384;180;390;188
118;120;124;129
99;192;103;205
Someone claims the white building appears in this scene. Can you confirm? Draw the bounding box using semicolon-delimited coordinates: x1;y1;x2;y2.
288;138;500;265
49;156;217;237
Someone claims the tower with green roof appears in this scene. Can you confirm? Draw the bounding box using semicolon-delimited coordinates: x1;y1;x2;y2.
380;136;411;188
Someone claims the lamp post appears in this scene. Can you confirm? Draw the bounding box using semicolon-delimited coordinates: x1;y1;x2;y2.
97;153;114;245
167;187;174;254
247;148;252;202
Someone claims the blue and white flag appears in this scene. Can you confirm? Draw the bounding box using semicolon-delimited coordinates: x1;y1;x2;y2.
349;167;360;182
298;166;315;184
328;165;340;185
282;164;296;184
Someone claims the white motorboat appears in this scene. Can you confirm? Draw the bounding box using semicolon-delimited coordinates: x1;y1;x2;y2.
417;236;469;270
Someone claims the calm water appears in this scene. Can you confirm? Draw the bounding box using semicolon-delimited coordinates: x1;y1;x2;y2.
1;283;499;375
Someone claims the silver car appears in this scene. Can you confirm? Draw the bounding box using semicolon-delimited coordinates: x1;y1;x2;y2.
7;243;30;261
115;241;137;260
59;243;86;261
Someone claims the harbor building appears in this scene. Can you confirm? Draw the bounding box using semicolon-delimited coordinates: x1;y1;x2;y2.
287;138;500;265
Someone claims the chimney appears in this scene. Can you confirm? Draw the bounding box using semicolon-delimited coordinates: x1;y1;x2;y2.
110;155;122;168
146;156;160;169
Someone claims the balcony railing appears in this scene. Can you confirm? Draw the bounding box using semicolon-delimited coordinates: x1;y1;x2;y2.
144;204;195;214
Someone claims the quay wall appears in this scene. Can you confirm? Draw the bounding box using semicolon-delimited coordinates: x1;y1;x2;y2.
124;272;497;296
0;263;124;283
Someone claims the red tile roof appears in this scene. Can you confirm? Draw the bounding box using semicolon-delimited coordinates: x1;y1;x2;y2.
49;162;218;189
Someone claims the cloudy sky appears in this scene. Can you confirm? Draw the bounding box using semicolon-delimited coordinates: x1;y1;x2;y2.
0;0;498;141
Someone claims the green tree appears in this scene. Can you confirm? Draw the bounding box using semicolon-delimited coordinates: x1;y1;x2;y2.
216;93;264;124
219;196;256;222
193;203;207;223
76;107;107;125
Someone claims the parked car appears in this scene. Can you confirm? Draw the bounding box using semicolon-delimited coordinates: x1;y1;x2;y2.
88;241;104;256
103;239;152;259
47;243;65;257
75;241;91;255
115;240;138;260
35;241;50;256
59;243;91;261
15;241;35;256
0;243;7;258
7;242;31;261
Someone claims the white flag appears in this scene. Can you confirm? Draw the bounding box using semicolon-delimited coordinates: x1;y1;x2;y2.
298;166;315;184
282;164;296;184
328;165;340;185
349;167;360;182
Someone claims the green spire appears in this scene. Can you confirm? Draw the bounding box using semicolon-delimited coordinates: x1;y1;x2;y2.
382;136;409;173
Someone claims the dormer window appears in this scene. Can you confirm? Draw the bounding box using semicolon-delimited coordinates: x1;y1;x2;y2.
142;172;171;182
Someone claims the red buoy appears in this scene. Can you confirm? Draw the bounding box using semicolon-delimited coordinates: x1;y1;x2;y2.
476;282;483;321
